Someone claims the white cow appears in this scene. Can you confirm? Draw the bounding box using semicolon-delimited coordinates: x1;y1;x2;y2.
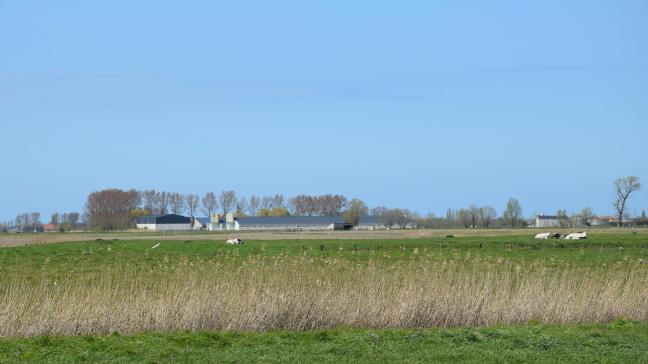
225;238;244;245
535;232;551;239
565;232;587;240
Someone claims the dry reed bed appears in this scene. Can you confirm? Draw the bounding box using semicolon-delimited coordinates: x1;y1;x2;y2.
1;257;647;337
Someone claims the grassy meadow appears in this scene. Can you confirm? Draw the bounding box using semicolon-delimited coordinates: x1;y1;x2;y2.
2;322;648;363
1;230;648;361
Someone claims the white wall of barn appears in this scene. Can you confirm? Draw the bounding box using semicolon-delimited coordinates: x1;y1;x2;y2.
136;223;157;230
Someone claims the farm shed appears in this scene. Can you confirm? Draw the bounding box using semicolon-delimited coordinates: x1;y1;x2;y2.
356;215;386;230
535;215;561;228
236;216;344;231
136;214;192;231
192;217;210;230
191;215;385;231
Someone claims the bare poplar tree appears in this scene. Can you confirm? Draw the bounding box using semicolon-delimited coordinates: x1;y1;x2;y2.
579;207;595;226
50;213;60;225
143;190;157;214
458;209;471;228
371;206;388;217
29;212;41;231
219;190;237;214
614;176;641;227
261;196;273;210
236;197;248;216
186;194;200;217
201;192;218;216
155;191;169;215
503;198;523;227
557;209;570;228
289;195;309;215
469;205;480;228
248;196;260;216
393;209;413;229
169;192;186;215
481;206;496;227
271;194;285;209
60;212;80;230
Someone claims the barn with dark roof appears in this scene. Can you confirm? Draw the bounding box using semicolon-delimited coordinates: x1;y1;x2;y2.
135;214;192;231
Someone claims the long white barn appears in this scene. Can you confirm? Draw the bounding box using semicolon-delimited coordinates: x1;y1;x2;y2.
136;214;192;231
137;214;386;232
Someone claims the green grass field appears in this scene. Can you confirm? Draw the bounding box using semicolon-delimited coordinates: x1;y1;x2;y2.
2;233;647;276
1;322;648;363
1;231;648;362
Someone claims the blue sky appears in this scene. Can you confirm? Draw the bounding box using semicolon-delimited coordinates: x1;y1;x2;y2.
1;0;647;221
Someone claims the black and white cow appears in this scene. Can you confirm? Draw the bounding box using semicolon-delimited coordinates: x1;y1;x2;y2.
225;238;244;245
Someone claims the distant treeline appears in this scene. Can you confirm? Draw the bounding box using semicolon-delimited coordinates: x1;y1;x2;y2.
81;189;445;231
2;176;645;232
2;211;81;233
83;189;373;230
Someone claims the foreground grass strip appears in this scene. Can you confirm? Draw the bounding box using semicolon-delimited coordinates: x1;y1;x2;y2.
1;322;647;363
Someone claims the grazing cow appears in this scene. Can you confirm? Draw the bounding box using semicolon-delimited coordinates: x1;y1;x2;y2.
565;232;587;240
225;238;244;245
535;232;562;239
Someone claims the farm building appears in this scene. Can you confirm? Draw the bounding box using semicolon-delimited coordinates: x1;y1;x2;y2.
590;215;617;226
192;217;210;230
42;224;58;233
195;215;385;231
356;215;386;230
535;215;561;228
210;213;238;231
135;214;192;231
235;216;344;231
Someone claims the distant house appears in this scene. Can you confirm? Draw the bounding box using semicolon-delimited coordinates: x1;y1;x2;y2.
135;214;192;231
42;224;58;233
535;215;561;228
591;215;617;226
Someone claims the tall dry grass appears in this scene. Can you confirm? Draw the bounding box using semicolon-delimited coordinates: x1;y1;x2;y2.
1;256;647;337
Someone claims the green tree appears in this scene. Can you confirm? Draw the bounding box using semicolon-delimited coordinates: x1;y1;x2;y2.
342;198;368;226
257;208;290;217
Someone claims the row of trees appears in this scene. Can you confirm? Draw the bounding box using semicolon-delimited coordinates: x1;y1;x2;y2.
85;189;141;231
13;212;41;232
122;190;354;219
372;207;416;229
417;199;521;229
83;189;370;230
3;176;641;232
1;211;81;233
551;176;642;228
456;205;498;228
49;212;81;232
